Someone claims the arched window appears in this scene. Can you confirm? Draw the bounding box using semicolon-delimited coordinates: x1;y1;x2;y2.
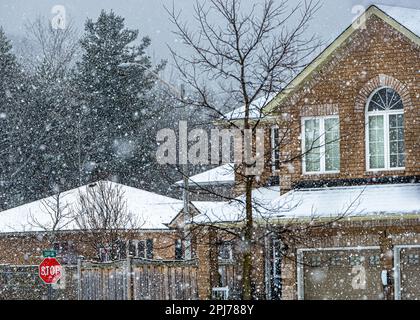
366;87;405;170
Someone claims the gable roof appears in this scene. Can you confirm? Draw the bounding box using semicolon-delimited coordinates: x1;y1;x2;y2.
175;163;235;187
263;5;420;114
190;185;281;224
221;94;276;121
0;181;184;233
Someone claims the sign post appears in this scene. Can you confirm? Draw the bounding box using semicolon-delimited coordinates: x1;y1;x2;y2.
39;254;62;300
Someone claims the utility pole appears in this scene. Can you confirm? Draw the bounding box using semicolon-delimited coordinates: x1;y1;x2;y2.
117;62;193;259
182;164;191;259
180;84;192;260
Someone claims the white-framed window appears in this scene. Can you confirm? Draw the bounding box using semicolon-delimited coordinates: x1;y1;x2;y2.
218;242;233;261
271;125;280;171
366;87;405;171
302;116;340;174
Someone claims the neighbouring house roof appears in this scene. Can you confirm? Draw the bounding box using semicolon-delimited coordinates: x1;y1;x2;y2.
0;181;185;233
175;163;235;187
263;5;420;114
221;94;276;121
190;185;281;224
191;183;420;225
166;200;227;229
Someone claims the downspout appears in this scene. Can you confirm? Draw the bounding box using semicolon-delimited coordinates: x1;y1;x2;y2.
264;231;272;300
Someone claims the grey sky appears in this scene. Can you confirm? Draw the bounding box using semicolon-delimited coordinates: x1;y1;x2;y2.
0;0;418;65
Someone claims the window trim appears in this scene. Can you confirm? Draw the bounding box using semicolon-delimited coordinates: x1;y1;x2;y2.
301;115;340;175
365;86;405;172
271;125;280;172
218;242;233;262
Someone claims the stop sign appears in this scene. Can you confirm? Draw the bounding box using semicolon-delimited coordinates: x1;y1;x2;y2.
39;258;62;284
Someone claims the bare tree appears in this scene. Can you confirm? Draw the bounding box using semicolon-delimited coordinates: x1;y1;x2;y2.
28;190;74;234
73;181;141;261
166;0;322;299
21;16;79;77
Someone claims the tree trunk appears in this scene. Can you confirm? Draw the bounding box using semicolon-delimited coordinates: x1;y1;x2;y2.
242;176;253;300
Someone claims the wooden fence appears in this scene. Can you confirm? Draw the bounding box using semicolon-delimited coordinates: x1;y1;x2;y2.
0;258;199;300
79;257;199;300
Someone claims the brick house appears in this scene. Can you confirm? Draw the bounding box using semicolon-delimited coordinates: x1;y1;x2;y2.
0;4;418;301
192;5;420;300
0;181;192;265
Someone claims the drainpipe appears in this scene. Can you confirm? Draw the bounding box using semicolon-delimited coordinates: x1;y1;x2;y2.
379;230;394;300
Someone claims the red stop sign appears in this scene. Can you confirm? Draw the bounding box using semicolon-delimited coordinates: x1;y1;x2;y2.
39;258;62;284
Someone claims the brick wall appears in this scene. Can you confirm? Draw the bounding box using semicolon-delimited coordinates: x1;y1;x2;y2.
0;229;181;265
264;15;420;194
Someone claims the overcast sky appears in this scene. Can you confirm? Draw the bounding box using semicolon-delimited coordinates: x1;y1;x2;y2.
0;0;418;66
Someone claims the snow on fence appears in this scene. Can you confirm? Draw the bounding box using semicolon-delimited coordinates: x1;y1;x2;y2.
79;257;199;300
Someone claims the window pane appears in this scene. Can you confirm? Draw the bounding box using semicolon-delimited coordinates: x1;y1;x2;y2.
175;239;183;260
325;118;340;171
369;92;386;111
389;114;405;168
368;88;403;111
304;119;320;172
368;116;385;169
137;241;145;258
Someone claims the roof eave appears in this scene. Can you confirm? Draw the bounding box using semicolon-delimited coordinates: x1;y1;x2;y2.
262;5;420;115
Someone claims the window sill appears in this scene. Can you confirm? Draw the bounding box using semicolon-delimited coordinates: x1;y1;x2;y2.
302;171;340;176
218;259;235;265
366;167;405;173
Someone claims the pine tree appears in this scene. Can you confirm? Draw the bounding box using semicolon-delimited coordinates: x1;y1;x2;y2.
0;28;29;209
75;10;165;184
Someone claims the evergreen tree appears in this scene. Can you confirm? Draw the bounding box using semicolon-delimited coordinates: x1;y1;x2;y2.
0;28;29;209
75;10;165;184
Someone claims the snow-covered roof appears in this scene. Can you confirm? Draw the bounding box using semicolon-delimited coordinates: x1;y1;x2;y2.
270;183;420;219
192;184;420;224
0;181;184;233
191;185;281;224
222;94;276;121
377;5;420;37
175;163;235;187
192;201;227;213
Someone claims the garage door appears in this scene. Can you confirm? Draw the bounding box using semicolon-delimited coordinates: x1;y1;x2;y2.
298;247;383;300
395;246;420;300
